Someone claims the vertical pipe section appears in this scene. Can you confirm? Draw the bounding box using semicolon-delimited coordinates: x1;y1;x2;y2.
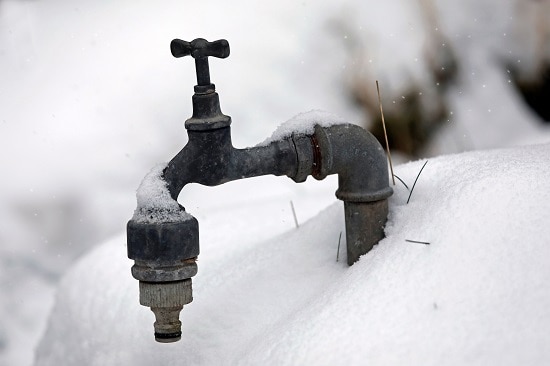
344;200;388;265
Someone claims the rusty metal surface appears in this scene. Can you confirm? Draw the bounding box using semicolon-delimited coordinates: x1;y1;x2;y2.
126;37;393;343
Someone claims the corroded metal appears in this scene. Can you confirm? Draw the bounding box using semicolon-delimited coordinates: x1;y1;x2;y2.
127;37;393;343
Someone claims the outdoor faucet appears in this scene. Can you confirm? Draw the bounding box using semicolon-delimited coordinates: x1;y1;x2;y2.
127;38;393;343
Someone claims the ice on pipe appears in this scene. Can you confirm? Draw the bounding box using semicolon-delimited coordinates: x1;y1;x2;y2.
258;110;348;146
132;163;192;223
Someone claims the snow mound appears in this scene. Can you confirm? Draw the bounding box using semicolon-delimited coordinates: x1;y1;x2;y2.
258;110;349;146
132;163;192;224
35;144;550;365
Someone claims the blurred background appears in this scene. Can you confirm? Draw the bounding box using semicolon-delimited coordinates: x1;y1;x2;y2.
1;0;549;364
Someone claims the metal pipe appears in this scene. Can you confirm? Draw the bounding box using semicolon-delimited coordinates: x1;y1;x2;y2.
309;124;393;265
126;37;392;343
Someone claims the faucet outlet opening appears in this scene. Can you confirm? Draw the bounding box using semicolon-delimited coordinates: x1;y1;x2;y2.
151;306;183;343
139;280;193;343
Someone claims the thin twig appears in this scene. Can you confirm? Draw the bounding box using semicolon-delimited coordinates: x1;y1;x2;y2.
405;239;430;245
336;231;342;262
407;160;428;204
393;174;410;191
290;200;299;228
376;80;395;186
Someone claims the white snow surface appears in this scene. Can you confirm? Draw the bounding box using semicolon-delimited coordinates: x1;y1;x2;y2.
132;163;192;224
36;143;550;365
1;0;550;364
258;110;348;146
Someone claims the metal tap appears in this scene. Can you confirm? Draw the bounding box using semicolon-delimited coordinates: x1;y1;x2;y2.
127;38;392;343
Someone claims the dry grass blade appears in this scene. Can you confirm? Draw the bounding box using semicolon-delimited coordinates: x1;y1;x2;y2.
290;200;299;228
336;231;342;262
376;80;396;186
405;239;430;245
393;174;410;191
407;160;428;204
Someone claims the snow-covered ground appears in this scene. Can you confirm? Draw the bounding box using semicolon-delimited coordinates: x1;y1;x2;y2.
1;0;549;365
35;143;550;365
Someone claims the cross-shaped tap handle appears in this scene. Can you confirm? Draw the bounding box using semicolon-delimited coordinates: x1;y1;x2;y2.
170;38;230;87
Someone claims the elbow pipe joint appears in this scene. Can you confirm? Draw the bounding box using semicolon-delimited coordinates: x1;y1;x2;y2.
292;124;393;265
310;124;393;202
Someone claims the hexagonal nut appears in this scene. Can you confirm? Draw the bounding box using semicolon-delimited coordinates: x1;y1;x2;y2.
131;260;198;282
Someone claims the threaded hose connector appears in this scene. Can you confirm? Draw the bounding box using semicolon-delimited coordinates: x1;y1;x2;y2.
139;279;193;343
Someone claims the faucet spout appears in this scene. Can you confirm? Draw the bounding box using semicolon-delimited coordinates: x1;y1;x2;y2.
163;127;299;198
